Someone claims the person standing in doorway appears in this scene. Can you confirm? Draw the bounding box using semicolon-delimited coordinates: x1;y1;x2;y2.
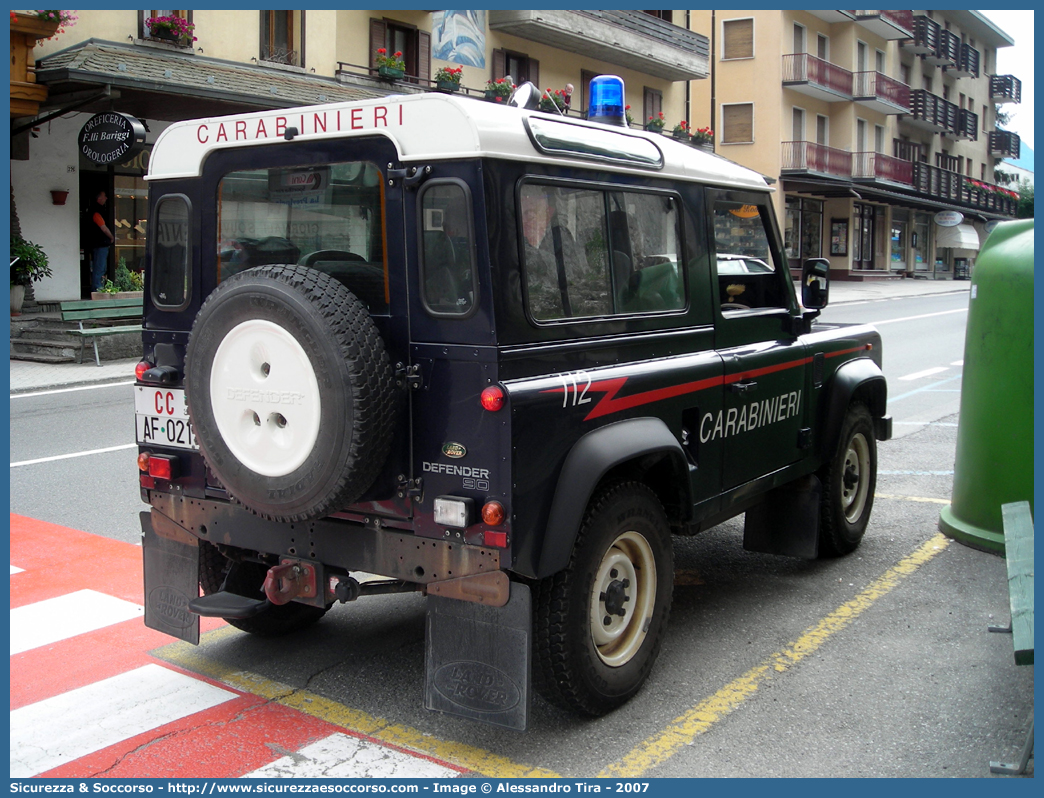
86;190;115;292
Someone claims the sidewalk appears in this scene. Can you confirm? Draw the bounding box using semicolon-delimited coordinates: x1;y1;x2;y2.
9;278;970;395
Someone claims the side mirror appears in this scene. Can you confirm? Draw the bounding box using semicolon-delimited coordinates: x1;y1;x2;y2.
801;258;830;310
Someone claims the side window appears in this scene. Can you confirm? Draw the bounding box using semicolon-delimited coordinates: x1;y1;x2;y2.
150;195;190;310
217;161;389;313
712;201;787;312
420;182;476;317
520;182;684;322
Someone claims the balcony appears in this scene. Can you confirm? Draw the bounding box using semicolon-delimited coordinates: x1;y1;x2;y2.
990;74;1021;104
912;162;1017;216
782;54;852;101
989;130;1021;159
906;89;959;136
946;43;980;79
902;15;938;56
849;10;913;39
487;10;709;81
954;108;978;142
781;141;852;178
807;11;856;23
853;152;913;185
853;71;910;114
923;28;959;67
10;12;58;118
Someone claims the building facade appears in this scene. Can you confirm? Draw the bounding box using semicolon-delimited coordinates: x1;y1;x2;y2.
11;10;1020;302
688;9;1021;280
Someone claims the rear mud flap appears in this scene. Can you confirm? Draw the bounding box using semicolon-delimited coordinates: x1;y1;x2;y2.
141;510;201;644
743;474;821;559
425;582;530;731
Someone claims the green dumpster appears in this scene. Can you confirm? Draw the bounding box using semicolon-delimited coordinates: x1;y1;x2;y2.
939;219;1034;553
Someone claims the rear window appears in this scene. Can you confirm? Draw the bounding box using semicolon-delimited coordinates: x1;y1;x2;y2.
150;194;191;310
216;161;389;313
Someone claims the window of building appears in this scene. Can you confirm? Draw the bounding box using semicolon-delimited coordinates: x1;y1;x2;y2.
874;124;885;153
216;161;389;313
817;34;829;61
643;87;663;129
793;23;806;54
722;103;754;144
722;18;754;60
370;17;431;83
900;63;911;85
260;10;302;67
784;196;823;266
420;182;477;317
520;182;685;321
982;105;988;132
875;49;885;73
816;115;828;145
492;48;537;86
141;9;191;41
792;107;805;142
856;118;867;152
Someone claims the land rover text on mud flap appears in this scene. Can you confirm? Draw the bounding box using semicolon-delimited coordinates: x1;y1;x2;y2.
137;77;891;730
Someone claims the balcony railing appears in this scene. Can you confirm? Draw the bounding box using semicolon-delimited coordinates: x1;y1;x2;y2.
781;141;852;177
853;71;911;113
989;130;1021;159
947;43;980;79
908;89;959;135
990;75;1022;104
853;152;913;184
261;45;299;67
955;108;978;141
903;15;938;55
848;10;913;38
782;53;853;98
912;162;1017;216
924;28;960;67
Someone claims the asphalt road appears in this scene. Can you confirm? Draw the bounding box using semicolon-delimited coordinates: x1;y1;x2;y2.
8;291;1033;777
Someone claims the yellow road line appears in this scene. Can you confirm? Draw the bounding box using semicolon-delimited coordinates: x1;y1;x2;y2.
155;630;559;778
599;533;951;777
876;492;950;505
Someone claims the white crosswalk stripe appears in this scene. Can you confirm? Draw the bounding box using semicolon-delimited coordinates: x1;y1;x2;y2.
10;588;143;655
244;733;459;779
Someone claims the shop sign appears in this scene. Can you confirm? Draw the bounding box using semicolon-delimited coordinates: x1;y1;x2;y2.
78;112;147;165
934;211;964;228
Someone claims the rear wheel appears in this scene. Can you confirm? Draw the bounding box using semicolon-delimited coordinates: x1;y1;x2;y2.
534;482;673;716
818;403;877;557
199;541;327;637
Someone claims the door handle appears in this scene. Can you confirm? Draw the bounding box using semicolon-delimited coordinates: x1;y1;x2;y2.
729;380;758;394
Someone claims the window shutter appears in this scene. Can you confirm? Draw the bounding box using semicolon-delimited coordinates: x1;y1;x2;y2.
417;30;431;81
723;19;753;59
528;58;538;90
369;17;387;68
643;87;663;126
492;48;506;81
722;104;753;144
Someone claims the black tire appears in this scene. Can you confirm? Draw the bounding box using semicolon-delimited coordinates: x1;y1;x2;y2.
185;264;397;522
534;482;674;716
199;541;327;637
818;403;877;557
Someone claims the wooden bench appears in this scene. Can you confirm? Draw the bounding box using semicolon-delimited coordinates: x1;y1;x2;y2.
60;297;143;367
988;501;1034;775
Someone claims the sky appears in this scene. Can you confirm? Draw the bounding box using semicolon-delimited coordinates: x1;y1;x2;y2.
979;9;1035;158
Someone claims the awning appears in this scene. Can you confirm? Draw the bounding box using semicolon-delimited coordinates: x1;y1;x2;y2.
935;223;981;250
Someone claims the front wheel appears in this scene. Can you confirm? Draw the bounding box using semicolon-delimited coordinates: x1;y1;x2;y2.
818;403;877;557
534;482;674;716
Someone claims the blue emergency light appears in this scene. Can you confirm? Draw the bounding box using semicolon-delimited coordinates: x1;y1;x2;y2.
587;75;627;127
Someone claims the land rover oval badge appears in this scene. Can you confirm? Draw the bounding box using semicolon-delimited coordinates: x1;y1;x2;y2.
442;442;466;459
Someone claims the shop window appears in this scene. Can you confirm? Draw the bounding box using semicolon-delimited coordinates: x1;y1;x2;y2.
260;10;302;67
785;197;823;266
151;195;191;310
520;182;684;322
491;48;537;87
113;174;149;275
420;182;477;317
216;162;389;313
371;18;430;83
722;103;754;144
722;19;754;60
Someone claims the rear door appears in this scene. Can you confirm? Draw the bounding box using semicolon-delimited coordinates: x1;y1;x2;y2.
708;191;808;490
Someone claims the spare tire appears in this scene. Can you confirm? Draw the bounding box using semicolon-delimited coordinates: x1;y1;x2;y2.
185;264;397;521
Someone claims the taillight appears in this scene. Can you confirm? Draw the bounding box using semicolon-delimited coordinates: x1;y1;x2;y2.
135;361;152;381
480;385;505;412
146;454;178;481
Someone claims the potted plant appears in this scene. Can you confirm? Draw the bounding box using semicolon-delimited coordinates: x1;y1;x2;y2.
375;48;406;80
672;120;690;141
23;10;78;40
10;235;53;316
145;15;196;46
645;112;665;133
94;257;144;300
625;104;634;126
484;77;515;103
434;65;463;92
539;88;568;114
691;126;714;150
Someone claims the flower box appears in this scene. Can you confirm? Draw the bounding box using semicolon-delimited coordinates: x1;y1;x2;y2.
378;66;405;80
436;80;460;93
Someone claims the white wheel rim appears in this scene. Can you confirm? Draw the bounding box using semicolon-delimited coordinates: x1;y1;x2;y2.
842;432;871;523
209;319;322;478
589;530;657;668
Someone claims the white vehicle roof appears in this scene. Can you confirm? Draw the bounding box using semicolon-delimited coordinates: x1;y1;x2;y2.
147;92;771;192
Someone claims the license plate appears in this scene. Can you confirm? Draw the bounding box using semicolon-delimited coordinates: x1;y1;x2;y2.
135;387;198;450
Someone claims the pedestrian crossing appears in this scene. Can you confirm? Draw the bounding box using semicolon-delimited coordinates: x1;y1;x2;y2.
9;514;463;779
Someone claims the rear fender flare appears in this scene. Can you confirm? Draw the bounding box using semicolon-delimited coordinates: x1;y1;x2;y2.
536;417;690;578
819;358;888;459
